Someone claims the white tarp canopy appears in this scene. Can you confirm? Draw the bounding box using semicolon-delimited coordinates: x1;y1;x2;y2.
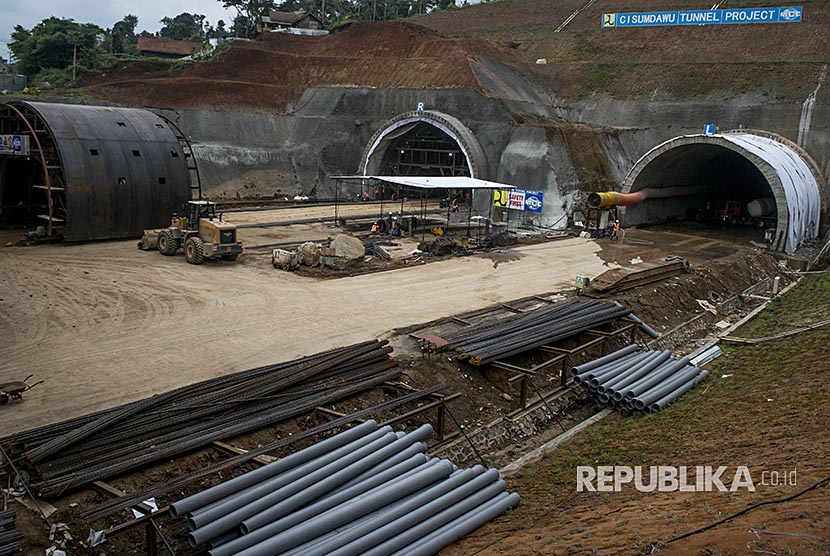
331;175;516;190
722;133;820;254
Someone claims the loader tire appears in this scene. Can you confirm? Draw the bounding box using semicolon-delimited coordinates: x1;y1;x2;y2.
158;230;179;256
185;237;205;265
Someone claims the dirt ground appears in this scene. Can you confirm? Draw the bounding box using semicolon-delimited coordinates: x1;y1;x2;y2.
0;232;612;435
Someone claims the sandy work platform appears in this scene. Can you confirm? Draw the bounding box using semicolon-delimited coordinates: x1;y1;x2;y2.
0;235;608;434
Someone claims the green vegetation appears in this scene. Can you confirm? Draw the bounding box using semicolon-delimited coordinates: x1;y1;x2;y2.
272;0;455;27
518;275;830;507
740;274;830;338
10;17;117;88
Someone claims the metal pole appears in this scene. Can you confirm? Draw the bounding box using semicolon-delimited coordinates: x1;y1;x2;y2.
150;518;176;556
443;403;487;468
145;521;158;556
466;189;472;240
334;180;340;227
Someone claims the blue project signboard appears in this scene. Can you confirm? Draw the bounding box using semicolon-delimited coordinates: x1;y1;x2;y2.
602;6;802;28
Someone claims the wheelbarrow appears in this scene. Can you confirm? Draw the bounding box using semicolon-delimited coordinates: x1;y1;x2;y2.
0;375;44;404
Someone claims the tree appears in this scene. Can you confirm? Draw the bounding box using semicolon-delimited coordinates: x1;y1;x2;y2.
229;14;252;37
207;20;230;39
9;17;110;78
159;12;206;41
221;0;277;37
112;14;139;53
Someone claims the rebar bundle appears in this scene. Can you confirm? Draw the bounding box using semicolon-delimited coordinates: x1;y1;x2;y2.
0;341;400;498
443;300;632;365
571;344;709;414
0;510;21;556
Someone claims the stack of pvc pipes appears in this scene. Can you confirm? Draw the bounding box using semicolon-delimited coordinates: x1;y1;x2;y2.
173;420;520;556
571;344;709;414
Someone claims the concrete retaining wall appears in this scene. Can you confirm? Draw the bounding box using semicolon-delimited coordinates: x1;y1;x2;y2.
156;87;828;230
433;387;585;467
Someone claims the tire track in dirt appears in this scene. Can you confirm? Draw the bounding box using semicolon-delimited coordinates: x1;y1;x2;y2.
0;237;609;434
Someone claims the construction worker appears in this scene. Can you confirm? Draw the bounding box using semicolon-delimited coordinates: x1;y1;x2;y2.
611;220;621;240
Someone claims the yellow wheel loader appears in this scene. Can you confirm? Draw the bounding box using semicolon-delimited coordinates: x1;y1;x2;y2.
138;201;243;264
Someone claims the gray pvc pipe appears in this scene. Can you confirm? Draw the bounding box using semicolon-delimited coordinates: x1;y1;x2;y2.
393;492;521;556
609;351;673;399
240;424;435;534
170;419;378;518
626;312;660;339
649;370;709;412
192;432;407;521
305;467;497;556
622;356;690;400
570;344;638;375
581;352;646;386
253;441;427;521
277;466;466;556
188;425;392;528
189;429;399;546
599;351;671;392
588;351;649;380
230;460;455;556
333;441;428;493
573;353;636;385
205;528;240;550
188;430;397;522
587;352;652;386
598;351;665;393
209;455;437;556
634;366;699;408
361;484;511;556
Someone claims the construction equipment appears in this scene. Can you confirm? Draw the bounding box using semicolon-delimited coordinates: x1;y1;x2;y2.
0;375;43;404
138;201;243;264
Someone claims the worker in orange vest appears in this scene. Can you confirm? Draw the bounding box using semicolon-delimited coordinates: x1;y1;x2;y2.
612;220;621;240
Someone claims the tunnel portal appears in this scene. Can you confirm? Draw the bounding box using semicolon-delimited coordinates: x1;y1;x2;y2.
621;133;822;254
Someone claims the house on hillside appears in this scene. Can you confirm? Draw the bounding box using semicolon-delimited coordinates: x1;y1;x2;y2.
136;37;203;59
259;11;325;32
0;57;9;75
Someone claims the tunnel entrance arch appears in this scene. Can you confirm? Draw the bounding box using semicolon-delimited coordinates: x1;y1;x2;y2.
0;101;193;241
620;132;823;254
360;111;487;179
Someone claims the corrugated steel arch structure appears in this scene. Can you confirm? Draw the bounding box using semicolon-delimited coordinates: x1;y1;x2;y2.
0;101;193;241
360;110;488;179
621;132;824;254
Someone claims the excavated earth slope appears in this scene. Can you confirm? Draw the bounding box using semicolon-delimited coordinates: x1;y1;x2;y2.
83;22;528;111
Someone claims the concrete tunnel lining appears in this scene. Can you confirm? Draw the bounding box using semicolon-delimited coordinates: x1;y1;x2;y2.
360;110;487;179
621;133;822;254
0;101;192;241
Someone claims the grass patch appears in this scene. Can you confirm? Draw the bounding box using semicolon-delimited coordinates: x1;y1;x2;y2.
740;274;830;338
515;276;830;509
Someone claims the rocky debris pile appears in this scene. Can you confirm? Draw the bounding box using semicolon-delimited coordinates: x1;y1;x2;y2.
273;234;365;271
418;237;471;257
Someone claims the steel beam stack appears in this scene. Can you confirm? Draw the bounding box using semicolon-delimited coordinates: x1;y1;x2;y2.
571;344;709;413
0;510;21;556
172;422;520;556
0;341;400;498
443;299;633;365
